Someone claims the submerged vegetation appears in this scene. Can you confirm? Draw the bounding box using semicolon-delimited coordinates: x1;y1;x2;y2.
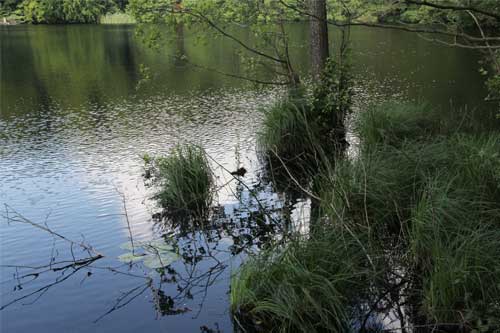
143;145;214;223
233;101;500;332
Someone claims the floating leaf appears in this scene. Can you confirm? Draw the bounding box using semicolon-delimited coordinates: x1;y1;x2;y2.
120;241;146;251
143;252;180;269
118;252;146;263
144;240;175;254
120;239;174;253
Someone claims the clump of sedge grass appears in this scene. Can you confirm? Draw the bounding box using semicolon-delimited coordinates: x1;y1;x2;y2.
231;223;379;333
144;145;214;221
258;98;332;179
355;102;443;150
318;131;500;329
408;179;500;328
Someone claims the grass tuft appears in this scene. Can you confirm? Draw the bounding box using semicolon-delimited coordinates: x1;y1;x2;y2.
231;224;379;333
144;145;214;223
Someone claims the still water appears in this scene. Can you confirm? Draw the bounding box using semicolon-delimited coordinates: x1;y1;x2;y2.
0;24;496;332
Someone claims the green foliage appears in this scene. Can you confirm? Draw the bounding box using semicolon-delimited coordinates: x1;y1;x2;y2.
242;100;500;330
127;0;303;85
126;0;172;24
318;102;500;328
0;0;22;17
257;95;337;182
144;145;214;221
259;51;354;178
231;223;377;333
19;0;109;24
312;54;353;144
98;12;135;24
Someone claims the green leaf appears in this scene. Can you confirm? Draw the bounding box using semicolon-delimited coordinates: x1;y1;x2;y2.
143;252;180;269
118;252;147;263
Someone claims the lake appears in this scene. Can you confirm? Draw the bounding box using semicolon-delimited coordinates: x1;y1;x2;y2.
0;23;497;333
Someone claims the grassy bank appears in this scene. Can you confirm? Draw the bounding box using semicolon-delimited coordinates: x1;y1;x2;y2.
232;102;500;332
99;13;135;24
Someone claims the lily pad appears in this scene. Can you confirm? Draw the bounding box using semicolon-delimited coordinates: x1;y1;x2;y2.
120;239;174;253
143;252;180;269
144;241;175;254
118;252;146;263
119;240;147;251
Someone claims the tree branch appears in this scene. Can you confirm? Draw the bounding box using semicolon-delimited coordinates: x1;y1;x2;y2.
404;0;500;21
184;9;288;65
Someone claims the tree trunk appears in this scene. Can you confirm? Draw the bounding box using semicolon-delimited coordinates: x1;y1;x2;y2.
309;0;329;80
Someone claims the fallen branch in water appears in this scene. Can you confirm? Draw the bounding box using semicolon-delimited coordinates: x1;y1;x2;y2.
1;204;106;310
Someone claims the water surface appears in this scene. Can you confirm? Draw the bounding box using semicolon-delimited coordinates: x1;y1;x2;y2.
0;23;497;333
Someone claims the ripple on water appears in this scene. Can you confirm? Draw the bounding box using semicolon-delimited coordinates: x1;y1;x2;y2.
0;85;286;332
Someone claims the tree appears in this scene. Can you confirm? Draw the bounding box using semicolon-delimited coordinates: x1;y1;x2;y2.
309;0;329;80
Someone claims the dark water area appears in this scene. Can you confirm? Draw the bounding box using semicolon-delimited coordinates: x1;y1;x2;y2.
0;23;498;333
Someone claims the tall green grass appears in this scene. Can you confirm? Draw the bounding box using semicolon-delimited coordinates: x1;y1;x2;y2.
231;223;380;333
258;99;326;165
318;129;500;328
236;101;500;331
257;97;337;196
355;102;443;150
408;179;500;327
144;145;214;223
354;101;497;152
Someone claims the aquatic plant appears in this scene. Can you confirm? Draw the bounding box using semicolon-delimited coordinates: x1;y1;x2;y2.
355;102;443;150
318;132;500;329
257;98;333;184
239;97;500;331
118;239;179;269
231;223;379;333
144;144;214;223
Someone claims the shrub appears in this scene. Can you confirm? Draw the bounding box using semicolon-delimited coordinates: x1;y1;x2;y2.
20;0;108;24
